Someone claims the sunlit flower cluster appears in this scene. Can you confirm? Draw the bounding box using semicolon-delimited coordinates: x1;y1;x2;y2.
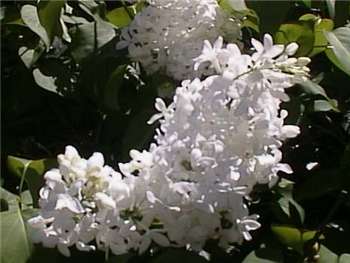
117;0;242;80
28;34;310;257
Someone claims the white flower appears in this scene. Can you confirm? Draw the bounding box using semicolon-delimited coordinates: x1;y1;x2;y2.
306;162;319;170
237;214;261;241
29;34;310;257
95;192;116;210
251;34;284;62
194;36;224;73
117;0;242;80
55;194;84;213
147;98;174;124
138;230;170;254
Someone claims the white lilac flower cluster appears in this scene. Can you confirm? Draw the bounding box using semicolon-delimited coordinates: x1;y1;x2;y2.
28;34;310;257
116;0;242;80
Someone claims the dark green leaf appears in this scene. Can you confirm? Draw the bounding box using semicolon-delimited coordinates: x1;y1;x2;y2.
105;253;133;263
121;109;155;160
247;1;293;34
301;0;312;8
152;248;208;263
37;0;65;44
295;169;341;201
239;8;260;32
242;249;283;263
103;65;127;112
2;5;24;25
296;146;350;201
271;179;305;224
323;221;350;255
70;19;117;62
242;236;285;263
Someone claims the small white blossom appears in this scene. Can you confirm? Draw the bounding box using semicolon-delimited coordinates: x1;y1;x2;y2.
117;0;242;80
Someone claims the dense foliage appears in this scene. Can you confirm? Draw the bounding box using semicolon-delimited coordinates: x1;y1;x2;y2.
1;0;350;262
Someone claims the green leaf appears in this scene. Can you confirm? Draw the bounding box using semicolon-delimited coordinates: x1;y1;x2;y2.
298;79;340;112
106;7;133;27
103;65;127;112
18;43;45;69
0;6;4;20
296;144;350;201
276;197;305;224
326;48;349;75
322;220;350;255
298;15;334;57
2;5;24;25
301;0;312;8
20;190;34;210
326;0;336;18
220;0;248;11
70;19;117;62
272;179;305;224
152;248;208;263
0;187;19;211
242;248;283;263
298;79;328;97
105;254;133;263
0;208;33;263
318;245;338;263
247;1;293;34
314;99;339;112
242;236;286;263
312;18;334;56
218;0;255;34
121;109;155;160
78;0;104;19
242;253;283;263
37;0;65;44
20;4;50;49
241;9;260;32
33;68;59;94
271;225;317;254
339;254;350;263
275;21;315;56
295;169;341;201
325;27;350;76
7;156;56;206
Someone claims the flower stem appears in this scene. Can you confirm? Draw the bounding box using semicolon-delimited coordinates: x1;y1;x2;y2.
121;1;135;20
